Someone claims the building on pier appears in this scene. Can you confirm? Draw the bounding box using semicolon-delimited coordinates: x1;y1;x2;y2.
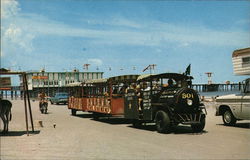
19;70;103;97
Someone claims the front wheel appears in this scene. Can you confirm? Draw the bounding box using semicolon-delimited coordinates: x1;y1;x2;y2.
155;110;171;133
132;120;142;128
44;103;48;114
93;112;99;120
222;110;236;126
71;109;77;116
191;115;206;133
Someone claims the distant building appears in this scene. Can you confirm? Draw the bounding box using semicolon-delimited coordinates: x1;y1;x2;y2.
232;47;250;75
19;70;103;97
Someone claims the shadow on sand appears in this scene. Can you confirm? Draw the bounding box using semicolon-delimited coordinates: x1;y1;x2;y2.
128;124;208;135
91;117;132;125
216;123;250;129
75;113;94;119
0;130;40;137
73;113;131;125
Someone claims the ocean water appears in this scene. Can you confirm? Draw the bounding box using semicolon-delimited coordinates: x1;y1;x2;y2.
198;91;240;97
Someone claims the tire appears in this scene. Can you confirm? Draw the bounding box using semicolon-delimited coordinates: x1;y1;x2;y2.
191;115;206;133
155;110;171;133
132;120;142;128
71;109;76;116
222;110;236;126
45;104;48;114
50;101;54;105
93;112;99;120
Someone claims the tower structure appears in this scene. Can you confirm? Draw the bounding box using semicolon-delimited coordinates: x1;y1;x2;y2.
205;72;213;84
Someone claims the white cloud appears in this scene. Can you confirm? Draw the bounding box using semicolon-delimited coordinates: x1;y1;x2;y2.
235;19;250;26
19;14;249;47
87;59;103;66
86;17;141;29
180;42;190;47
156;48;162;53
2;1;35;54
2;0;249;55
3;24;35;53
1;0;20;19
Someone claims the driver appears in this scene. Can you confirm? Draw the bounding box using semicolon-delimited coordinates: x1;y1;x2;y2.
168;79;174;87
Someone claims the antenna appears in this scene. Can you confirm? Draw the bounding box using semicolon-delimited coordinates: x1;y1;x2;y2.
83;64;90;71
143;64;157;74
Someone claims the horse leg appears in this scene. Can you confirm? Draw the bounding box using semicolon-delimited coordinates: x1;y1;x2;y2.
6;111;9;132
0;116;3;133
2;115;7;133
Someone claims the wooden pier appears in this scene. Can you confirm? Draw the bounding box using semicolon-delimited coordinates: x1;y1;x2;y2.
0;83;244;99
192;83;242;92
0;86;22;99
0;86;74;99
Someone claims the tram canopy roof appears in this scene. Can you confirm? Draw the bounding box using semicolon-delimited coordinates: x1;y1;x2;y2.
108;74;139;83
66;75;139;86
84;78;108;84
66;82;83;87
137;73;193;82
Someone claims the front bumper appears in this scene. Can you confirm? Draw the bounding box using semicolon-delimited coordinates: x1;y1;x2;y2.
215;104;220;116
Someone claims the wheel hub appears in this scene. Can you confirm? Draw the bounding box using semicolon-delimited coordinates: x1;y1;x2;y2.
224;111;231;123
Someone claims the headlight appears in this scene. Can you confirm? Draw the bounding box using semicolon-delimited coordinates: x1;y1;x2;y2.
187;99;193;106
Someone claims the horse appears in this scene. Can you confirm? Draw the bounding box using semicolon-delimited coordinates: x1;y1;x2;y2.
0;99;12;133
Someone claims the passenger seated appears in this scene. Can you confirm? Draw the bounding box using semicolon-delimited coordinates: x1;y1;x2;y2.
142;82;150;91
119;84;128;94
112;88;118;94
104;92;109;97
136;84;143;111
125;83;136;94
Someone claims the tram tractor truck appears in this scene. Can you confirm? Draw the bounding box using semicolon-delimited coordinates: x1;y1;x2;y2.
124;73;206;133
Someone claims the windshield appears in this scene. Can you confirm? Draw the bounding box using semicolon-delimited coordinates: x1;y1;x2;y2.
245;80;250;93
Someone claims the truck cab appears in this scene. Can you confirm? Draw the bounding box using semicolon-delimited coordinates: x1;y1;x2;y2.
215;78;250;125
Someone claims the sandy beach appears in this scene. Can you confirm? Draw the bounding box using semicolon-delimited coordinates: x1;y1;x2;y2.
0;99;249;160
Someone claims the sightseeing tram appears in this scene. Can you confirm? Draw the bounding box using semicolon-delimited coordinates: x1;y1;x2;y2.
68;75;139;118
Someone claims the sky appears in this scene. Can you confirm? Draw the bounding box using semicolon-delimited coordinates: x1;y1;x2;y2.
1;0;250;84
